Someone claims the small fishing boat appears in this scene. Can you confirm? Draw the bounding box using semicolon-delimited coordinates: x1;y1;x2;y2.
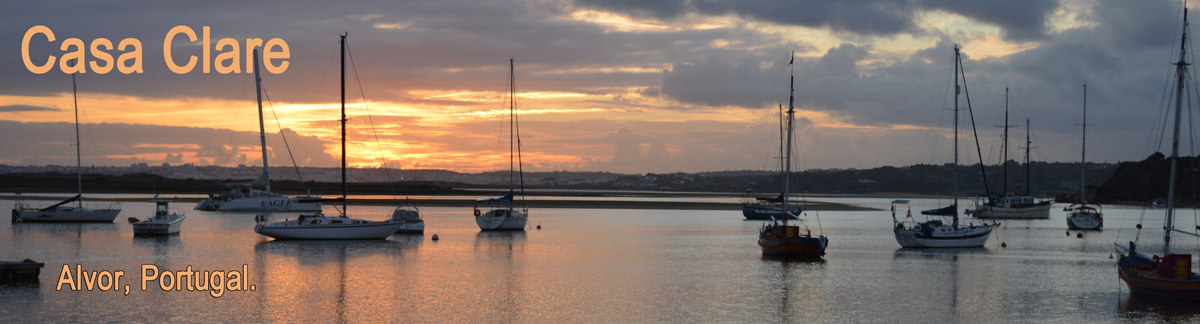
131;200;185;235
893;45;998;248
757;52;827;258
473;58;529;231
12;74;121;223
1116;8;1200;300
254;36;402;240
1066;84;1103;230
391;204;425;234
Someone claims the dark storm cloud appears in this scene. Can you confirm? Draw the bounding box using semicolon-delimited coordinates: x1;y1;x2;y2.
655;0;1189;164
0;104;59;112
573;0;1059;40
1;0;791;104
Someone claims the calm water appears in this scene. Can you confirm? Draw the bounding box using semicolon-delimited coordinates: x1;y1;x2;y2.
2;197;1199;322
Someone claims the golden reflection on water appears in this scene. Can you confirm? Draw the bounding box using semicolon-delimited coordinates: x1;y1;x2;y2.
5;202;1200;321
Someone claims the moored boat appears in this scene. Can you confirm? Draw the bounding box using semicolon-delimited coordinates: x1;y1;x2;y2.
1116;8;1200;300
473;58;529;232
757;52;827;258
12;74;121;223
253;36;403;240
131;200;185;235
1065;84;1103;230
892;45;998;248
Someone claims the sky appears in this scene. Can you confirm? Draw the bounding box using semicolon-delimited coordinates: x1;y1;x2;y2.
1;0;1197;174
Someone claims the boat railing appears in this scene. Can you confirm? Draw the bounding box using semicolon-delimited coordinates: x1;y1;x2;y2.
86;201;122;211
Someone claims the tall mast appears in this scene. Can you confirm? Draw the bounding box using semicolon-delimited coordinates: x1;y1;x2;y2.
779;104;785;174
1165;8;1190;255
1024;119;1032;196
72;73;81;207
953;45;960;228
340;33;348;215
509;58;514;190
1080;84;1087;205
783;51;795;226
254;49;270;193
513;58;525;200
1001;88;1010;196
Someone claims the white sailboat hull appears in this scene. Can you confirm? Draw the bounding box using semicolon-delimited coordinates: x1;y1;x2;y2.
476;210;527;231
255;217;403;240
132;214;185;235
211;197;321;212
1067;212;1102;230
893;223;996;248
13;207;120;223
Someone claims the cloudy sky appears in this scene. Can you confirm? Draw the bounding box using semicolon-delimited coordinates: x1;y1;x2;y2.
1;0;1196;173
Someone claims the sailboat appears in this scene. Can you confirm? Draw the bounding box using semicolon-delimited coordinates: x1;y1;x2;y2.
744;105;801;220
194;52;321;212
1116;8;1200;300
893;45;999;248
757;52;828;258
11;74;121;223
966;88;1051;219
254;37;404;240
472;58;529;231
1066;84;1103;230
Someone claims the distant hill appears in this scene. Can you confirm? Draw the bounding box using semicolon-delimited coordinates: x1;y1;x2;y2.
0;162;1114;198
1093;153;1200;204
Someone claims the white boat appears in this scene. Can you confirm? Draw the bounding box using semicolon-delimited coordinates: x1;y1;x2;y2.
194;47;320;212
132;200;186;235
966;93;1052;220
473;58;529;231
12;74;121;223
892;45;998;248
256;214;401;240
253;38;403;240
196;186;322;212
391;205;425;234
474;192;528;231
1065;84;1103;230
967;195;1051;219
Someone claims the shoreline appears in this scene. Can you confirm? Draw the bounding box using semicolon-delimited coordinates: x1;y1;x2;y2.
0;195;878;211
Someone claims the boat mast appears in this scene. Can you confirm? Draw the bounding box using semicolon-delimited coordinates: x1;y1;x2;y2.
254;49;270;193
1001;88;1009;196
509;58;515;192
340;33;348;215
1165;8;1190;255
783;51;795;227
953;45;960;228
72;73;81;207
1080;84;1087;205
511;58;526;201
1024;119;1032;196
779;104;785;174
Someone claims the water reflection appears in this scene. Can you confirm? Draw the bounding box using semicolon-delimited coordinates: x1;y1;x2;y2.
758;256;826;322
1119;292;1200;321
471;231;526;324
